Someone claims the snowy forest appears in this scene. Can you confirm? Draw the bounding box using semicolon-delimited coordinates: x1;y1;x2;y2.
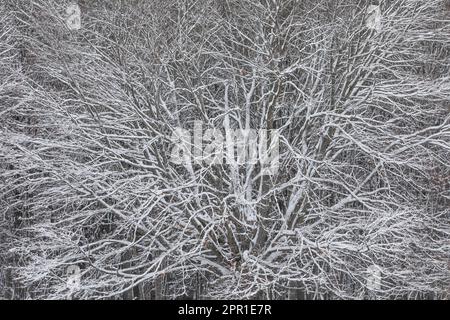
0;0;449;300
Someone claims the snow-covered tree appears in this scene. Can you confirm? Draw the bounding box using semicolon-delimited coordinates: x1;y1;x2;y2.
1;0;449;300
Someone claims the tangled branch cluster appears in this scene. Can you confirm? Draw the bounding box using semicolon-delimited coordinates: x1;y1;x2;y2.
0;0;449;299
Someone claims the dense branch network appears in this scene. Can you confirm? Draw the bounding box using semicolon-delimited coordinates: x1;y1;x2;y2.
0;0;449;299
